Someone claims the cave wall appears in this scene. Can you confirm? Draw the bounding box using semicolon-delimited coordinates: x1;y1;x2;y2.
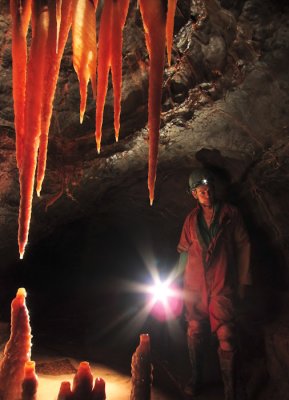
1;0;289;397
0;0;288;271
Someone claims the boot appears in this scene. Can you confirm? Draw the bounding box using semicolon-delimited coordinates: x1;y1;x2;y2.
184;335;203;398
218;348;235;400
218;348;248;400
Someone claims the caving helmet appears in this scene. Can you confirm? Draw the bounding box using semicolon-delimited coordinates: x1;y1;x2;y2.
188;168;214;192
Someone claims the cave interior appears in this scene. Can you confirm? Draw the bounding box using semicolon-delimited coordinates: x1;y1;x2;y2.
1;0;289;399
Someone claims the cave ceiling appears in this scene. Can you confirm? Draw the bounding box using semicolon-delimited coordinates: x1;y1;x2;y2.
0;0;289;269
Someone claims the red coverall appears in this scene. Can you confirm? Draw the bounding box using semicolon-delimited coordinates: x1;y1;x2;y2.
178;202;251;345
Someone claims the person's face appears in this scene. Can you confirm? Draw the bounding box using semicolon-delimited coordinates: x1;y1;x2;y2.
192;184;214;208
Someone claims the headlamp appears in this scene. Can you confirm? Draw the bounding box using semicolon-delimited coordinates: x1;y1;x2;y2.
188;177;212;192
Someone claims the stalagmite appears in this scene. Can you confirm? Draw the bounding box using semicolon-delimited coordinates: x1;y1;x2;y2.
57;381;73;399
95;0;130;152
10;0;32;169
72;361;94;397
57;367;106;399
18;1;49;259
21;361;38;400
166;0;177;65
36;0;73;196
91;377;106;400
72;0;98;124
0;288;32;400
130;333;152;400
138;0;167;205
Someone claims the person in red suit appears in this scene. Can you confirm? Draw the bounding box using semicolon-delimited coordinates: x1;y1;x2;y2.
178;168;251;399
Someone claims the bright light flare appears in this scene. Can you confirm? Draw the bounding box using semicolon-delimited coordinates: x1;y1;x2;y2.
149;279;171;304
145;277;183;322
116;257;184;331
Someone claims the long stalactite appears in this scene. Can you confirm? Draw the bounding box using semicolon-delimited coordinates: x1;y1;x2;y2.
138;0;167;206
36;0;73;196
95;0;130;151
72;0;98;124
18;0;50;259
10;0;32;170
10;0;178;258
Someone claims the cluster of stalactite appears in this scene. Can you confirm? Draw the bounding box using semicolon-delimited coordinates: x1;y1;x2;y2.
0;288;152;400
10;0;178;258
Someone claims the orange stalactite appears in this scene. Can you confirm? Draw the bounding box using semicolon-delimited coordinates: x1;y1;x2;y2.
21;361;38;400
111;0;130;142
0;288;32;400
166;0;177;66
55;0;62;52
18;0;50;259
36;0;73;197
9;0;178;255
95;0;112;153
10;0;32;170
72;0;98;124
95;0;129;152
138;0;167;205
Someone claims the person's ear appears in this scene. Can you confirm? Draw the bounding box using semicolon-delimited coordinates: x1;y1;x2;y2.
192;190;198;200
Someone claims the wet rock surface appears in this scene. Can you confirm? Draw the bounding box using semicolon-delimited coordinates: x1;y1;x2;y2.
0;1;289;399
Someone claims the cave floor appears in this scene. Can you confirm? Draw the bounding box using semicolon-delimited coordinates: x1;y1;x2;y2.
33;351;225;400
21;288;239;400
1;274;272;399
31;338;225;400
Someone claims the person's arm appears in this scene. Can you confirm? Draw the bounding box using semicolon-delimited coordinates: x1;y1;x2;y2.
175;213;191;280
176;251;188;279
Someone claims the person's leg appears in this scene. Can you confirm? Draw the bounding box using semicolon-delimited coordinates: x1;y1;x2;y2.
216;323;236;400
184;320;205;398
213;313;248;400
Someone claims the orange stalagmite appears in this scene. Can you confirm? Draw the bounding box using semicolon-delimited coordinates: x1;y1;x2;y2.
10;0;32;169
21;361;38;400
57;381;73;399
36;0;73;196
72;361;94;397
138;0;167;205
0;288;32;400
91;377;106;399
72;0;98;124
95;0;129;152
130;333;152;400
166;0;177;66
18;1;50;259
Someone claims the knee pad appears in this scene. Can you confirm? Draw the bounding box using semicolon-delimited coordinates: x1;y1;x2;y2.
216;324;235;351
187;320;203;337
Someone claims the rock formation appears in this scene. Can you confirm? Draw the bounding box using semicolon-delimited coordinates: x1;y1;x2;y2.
0;0;289;398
